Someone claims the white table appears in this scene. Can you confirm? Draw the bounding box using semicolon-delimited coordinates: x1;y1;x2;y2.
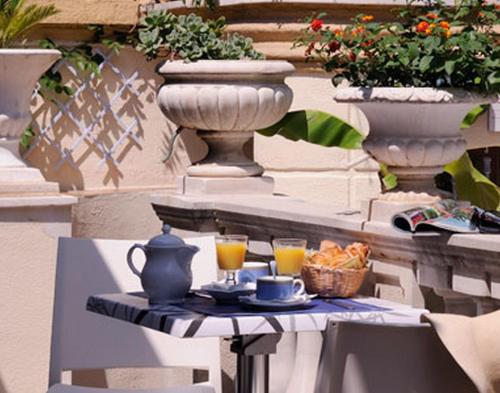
87;293;427;393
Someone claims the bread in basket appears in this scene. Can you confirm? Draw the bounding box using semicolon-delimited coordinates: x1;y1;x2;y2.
301;240;370;298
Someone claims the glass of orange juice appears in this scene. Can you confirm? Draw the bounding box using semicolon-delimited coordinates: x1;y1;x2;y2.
273;238;307;276
216;235;248;286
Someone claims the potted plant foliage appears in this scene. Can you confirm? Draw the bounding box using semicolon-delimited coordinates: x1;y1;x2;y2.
139;11;295;177
0;0;60;192
294;0;499;199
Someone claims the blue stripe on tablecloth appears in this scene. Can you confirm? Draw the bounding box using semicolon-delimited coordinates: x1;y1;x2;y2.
173;295;389;318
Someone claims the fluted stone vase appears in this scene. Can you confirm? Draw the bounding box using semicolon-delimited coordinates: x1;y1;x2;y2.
0;49;61;194
334;87;496;202
157;60;295;178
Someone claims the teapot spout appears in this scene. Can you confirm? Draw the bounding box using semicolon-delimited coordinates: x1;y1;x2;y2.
177;244;200;261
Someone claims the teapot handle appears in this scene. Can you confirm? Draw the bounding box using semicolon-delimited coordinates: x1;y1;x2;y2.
127;244;147;277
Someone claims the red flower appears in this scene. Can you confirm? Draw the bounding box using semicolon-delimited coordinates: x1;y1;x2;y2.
310;19;324;32
328;40;341;52
348;51;356;61
426;12;438;19
416;21;430;33
361;39;374;48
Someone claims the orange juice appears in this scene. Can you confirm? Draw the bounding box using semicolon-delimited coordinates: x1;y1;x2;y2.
216;242;247;270
274;247;305;275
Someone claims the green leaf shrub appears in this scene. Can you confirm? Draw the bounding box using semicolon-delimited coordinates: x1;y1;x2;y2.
295;0;499;93
136;11;264;61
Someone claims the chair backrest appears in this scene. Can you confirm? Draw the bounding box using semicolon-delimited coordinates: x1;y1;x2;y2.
315;321;478;393
49;236;220;389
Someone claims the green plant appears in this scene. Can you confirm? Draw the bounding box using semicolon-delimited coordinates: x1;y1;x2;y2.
258;109;500;209
258;110;363;149
294;0;499;93
0;0;58;48
136;10;264;61
445;153;500;210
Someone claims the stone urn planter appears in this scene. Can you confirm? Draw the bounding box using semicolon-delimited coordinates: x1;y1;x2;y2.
0;49;61;193
334;87;497;201
157;60;295;177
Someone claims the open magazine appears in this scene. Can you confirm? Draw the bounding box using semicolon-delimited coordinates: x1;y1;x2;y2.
392;200;479;234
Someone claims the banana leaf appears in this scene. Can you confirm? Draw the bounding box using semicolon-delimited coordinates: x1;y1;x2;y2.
445;153;500;211
257;110;363;149
461;104;489;129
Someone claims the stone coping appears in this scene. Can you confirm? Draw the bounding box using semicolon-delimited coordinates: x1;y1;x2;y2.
0;194;77;208
157;59;295;75
153;0;458;11
333;87;498;104
151;191;500;253
150;192;365;232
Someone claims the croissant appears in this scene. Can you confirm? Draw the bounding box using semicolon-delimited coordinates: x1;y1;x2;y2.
304;241;371;270
345;242;370;264
320;240;342;252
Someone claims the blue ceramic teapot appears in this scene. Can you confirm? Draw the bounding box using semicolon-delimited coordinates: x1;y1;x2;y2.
127;225;199;304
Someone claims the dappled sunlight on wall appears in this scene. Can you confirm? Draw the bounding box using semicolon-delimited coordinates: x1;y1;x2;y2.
24;46;192;192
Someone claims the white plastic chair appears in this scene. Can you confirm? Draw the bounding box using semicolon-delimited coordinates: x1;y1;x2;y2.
48;236;221;393
314;321;478;393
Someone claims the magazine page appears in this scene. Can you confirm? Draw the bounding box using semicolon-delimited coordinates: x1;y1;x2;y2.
415;206;479;233
392;200;457;233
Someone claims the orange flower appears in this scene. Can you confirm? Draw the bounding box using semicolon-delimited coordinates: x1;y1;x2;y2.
355;26;365;34
310;19;324;32
478;12;485;17
361;15;374;22
440;21;450;29
426;12;438;19
416;21;429;33
334;28;344;37
445;29;452;38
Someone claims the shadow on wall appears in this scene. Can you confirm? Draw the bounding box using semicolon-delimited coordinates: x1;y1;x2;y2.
24;47;185;192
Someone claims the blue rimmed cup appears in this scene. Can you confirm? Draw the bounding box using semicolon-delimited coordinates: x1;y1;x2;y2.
256;275;305;301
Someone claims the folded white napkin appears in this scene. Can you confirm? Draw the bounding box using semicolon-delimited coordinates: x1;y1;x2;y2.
422;310;500;393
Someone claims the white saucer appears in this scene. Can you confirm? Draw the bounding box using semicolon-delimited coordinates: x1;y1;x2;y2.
239;294;314;311
199;282;256;304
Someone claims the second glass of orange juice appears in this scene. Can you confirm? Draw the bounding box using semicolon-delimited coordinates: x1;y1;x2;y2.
216;235;248;286
273;238;307;276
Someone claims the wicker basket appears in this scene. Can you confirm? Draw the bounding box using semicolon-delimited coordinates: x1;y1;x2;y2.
301;263;368;298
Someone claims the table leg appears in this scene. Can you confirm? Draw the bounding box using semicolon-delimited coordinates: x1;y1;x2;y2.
231;334;281;393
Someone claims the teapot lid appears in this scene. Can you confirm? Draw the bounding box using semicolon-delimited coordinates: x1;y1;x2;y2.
147;225;186;248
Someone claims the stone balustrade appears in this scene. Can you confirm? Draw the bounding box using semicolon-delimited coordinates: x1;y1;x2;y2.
152;190;500;316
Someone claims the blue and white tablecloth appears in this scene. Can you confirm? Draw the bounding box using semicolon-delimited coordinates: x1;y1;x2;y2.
87;292;427;338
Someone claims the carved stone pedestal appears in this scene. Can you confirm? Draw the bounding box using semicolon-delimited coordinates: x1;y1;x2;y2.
0;49;62;195
334;87;497;220
156;60;294;183
178;175;275;195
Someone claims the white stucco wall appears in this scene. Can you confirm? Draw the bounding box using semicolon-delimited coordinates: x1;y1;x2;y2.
0;200;74;393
